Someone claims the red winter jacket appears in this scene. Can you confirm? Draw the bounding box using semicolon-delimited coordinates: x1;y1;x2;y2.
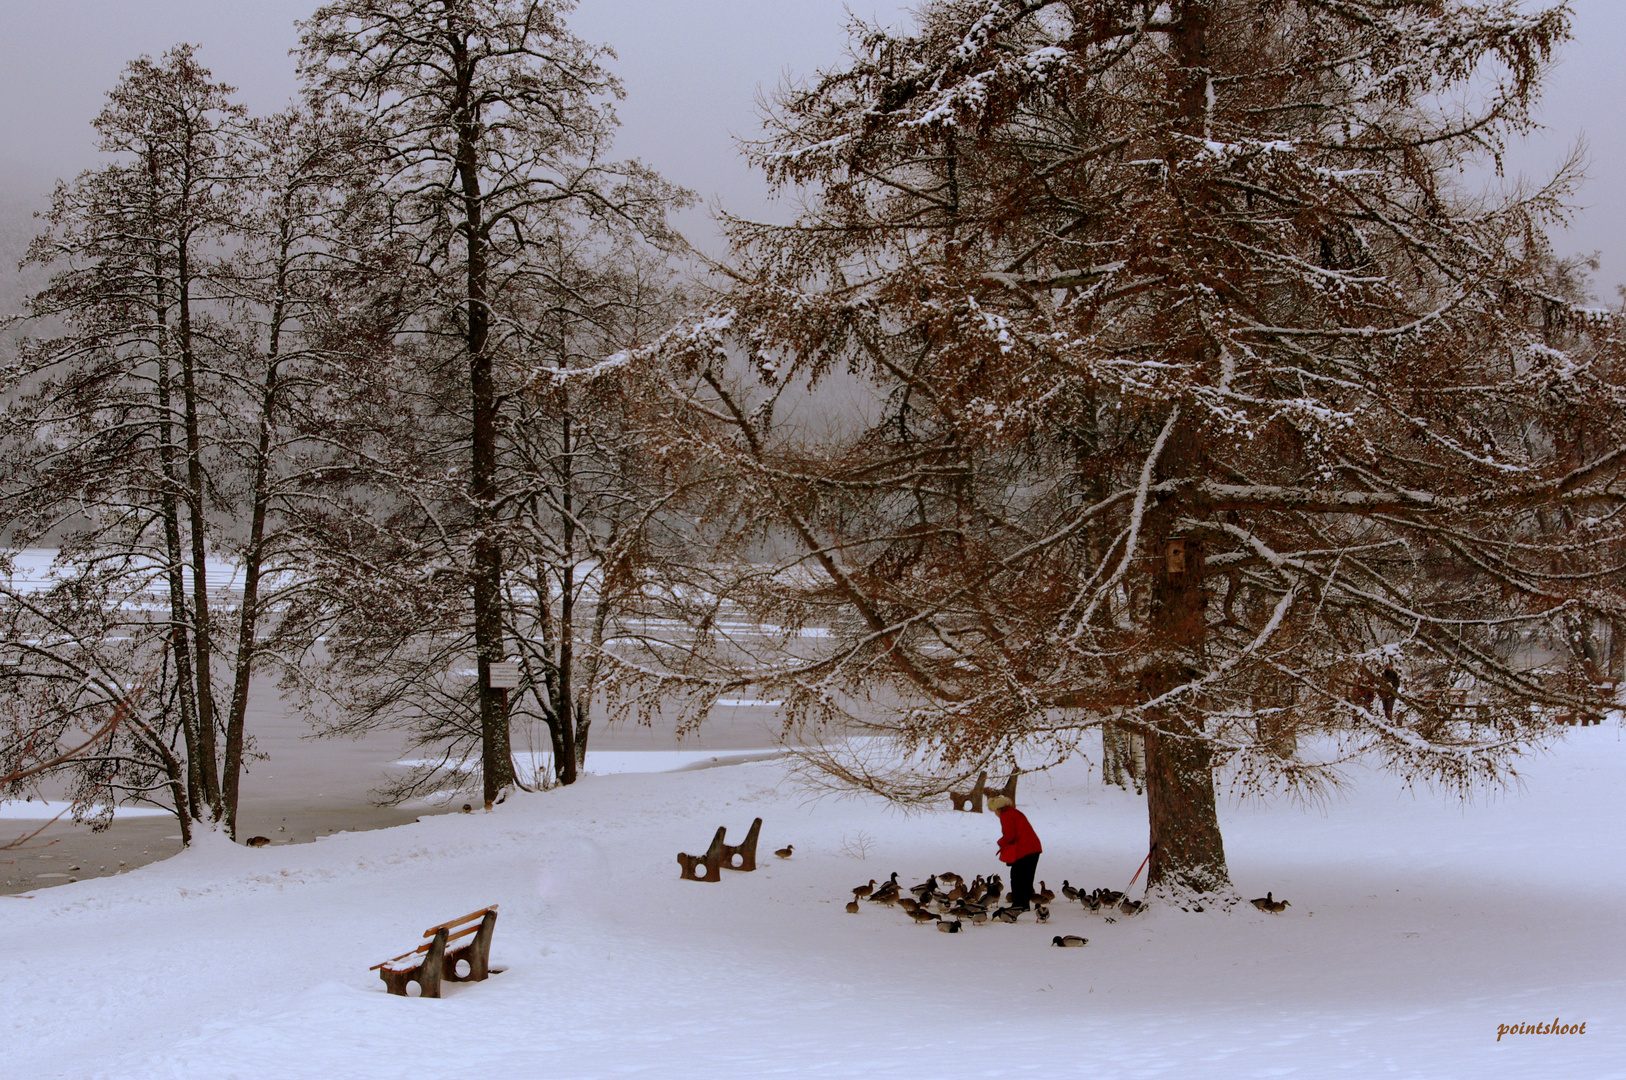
996;806;1042;864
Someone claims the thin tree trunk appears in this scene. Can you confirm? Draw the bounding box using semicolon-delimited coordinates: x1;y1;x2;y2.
152;259;203;825
555;413;578;785
176;232;220;816
454;42;514;808
222;235;289;838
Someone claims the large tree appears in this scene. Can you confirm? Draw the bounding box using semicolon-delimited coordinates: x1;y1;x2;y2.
645;0;1623;899
294;0;689;799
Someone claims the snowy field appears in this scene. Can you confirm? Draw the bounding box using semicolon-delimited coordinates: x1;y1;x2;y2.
6;730;1624;1079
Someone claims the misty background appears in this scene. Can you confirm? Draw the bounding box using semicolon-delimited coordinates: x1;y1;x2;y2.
0;0;1620;308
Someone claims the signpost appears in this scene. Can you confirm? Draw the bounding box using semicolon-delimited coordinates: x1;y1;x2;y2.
487;661;521;689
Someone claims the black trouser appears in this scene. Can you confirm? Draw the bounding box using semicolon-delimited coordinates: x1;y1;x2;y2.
1009;852;1040;909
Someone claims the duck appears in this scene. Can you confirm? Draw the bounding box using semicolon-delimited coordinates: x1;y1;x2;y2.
1096;888;1123;905
970;911;989;925
1118;899;1145;915
1251;891;1291;913
1061;880;1080;903
910;875;938;900
992;907;1020;924
1035;904;1051;923
908;908;942;924
775;845;794;859
947;884;967;902
852;879;876;899
940;872;963;886
1036;882;1056;905
1052;935;1088;948
845;899;861;914
245;836;271;848
897;896;920;913
869;872;901;901
1080;893;1102;913
937;919;963;933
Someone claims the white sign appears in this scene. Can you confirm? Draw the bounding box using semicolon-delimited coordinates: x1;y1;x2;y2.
488;661;521;689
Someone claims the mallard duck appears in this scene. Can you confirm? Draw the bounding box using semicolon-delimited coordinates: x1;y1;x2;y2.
1118;899;1145;915
245;836;271;848
970;911;989;924
908;908;942;924
1250;891;1290;913
1096;888;1123;905
937;919;962;933
897;896;920;913
1036;882;1056;905
1035;904;1051;923
947;884;967;902
845;899;860;914
992;907;1020;923
1061;880;1080;903
775;845;794;859
1052;935;1088;948
1080;893;1102;913
910;875;938;900
852;879;876;899
869;872;901;901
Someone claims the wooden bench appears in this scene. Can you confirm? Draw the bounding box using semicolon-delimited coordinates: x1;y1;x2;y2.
370;905;498;997
677;818;762;882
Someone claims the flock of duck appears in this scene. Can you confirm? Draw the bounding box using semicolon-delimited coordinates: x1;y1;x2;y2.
843;871;1166;946
843;871;1293;943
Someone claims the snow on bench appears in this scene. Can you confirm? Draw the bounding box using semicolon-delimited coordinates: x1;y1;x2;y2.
370;905;499;997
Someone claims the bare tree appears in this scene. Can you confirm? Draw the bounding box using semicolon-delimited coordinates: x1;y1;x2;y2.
640;0;1623;900
291;0;690;800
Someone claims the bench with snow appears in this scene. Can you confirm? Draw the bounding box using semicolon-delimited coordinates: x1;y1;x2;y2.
677;817;762;882
370;905;498;997
949;770;1018;813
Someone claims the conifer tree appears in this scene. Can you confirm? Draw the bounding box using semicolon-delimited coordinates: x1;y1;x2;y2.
647;0;1622;899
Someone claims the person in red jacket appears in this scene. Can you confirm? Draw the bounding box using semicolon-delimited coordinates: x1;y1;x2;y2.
988;794;1042;910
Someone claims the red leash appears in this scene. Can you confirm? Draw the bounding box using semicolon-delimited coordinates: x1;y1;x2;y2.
1121;844;1156;900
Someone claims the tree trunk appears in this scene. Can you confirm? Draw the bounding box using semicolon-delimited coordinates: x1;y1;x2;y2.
455;48;513;808
177;234;221;818
222;253;287;838
152;268;203;825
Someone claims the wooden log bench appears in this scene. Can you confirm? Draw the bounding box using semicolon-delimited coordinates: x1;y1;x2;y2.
370;905;498;997
677;818;762;881
949;770;1017;812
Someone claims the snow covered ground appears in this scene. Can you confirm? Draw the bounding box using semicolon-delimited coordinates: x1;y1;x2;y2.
6;730;1624;1079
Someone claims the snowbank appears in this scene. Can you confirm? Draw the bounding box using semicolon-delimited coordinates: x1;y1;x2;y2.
6;730;1624;1078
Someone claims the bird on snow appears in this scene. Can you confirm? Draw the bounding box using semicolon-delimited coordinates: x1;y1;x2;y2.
1035;904;1051;923
897;897;921;913
992;907;1020;924
845;899;861;914
869;872;901;902
1251;891;1291;913
852;879;876;899
1118;899;1145;916
970;911;989;925
245;836;271;848
1080;892;1102;913
1061;880;1081;904
910;875;938;900
1096;888;1123;905
937;919;963;933
1052;935;1088;948
775;844;794;859
908;908;942;924
1036;882;1056;905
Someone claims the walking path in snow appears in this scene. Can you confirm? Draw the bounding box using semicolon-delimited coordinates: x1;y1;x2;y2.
6;729;1623;1078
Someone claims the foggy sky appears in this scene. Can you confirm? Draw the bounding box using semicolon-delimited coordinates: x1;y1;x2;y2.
0;1;1620;294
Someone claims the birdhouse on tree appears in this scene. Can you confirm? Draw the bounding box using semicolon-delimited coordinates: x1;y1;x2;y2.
1165;539;1188;576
